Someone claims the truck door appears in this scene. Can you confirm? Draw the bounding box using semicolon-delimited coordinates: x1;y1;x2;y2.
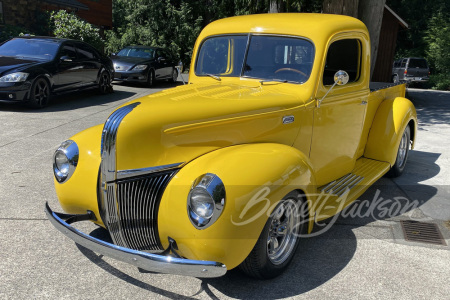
310;37;369;186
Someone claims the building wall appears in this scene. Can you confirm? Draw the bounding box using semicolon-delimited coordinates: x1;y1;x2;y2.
0;0;111;31
77;0;112;29
372;8;400;82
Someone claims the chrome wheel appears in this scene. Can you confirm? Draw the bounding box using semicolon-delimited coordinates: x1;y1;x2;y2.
171;68;178;83
396;129;408;168
267;199;300;265
31;78;50;108
98;71;110;94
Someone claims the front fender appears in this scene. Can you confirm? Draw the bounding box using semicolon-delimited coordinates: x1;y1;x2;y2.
364;97;417;165
54;125;103;224
157;143;316;269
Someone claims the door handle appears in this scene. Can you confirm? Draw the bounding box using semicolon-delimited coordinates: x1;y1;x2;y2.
361;100;368;105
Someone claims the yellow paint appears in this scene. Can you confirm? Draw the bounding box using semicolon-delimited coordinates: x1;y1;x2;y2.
53;13;418;271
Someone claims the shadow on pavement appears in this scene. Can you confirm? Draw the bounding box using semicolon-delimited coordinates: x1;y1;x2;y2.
0;89;137;113
408;89;450;126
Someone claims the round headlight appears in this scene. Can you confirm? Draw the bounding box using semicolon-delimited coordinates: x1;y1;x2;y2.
188;173;225;229
53;140;79;183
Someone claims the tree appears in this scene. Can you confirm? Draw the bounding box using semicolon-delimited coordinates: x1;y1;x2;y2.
51;10;104;51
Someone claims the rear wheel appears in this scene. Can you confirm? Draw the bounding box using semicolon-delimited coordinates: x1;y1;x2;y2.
29;78;50;108
98;70;111;94
147;69;155;87
393;74;400;84
239;191;305;279
386;126;411;178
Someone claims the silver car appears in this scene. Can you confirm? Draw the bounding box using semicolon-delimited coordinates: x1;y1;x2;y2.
392;57;430;83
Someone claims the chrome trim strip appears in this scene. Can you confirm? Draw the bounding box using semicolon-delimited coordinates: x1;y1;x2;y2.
100;102;140;247
45;203;227;278
117;162;184;180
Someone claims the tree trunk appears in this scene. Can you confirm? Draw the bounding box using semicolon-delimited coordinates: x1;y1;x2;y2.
323;0;386;79
358;0;386;78
323;0;359;18
269;0;284;13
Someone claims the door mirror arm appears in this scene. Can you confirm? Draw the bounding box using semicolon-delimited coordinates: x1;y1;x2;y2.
318;70;349;108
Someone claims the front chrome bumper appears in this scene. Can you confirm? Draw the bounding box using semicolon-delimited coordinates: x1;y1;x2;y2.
45;203;227;278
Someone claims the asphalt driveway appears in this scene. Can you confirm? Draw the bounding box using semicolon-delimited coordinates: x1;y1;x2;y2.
0;84;449;299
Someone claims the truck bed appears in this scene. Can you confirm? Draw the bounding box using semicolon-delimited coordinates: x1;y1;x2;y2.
369;82;404;92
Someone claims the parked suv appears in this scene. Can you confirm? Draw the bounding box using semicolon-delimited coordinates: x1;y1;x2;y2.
392;57;430;84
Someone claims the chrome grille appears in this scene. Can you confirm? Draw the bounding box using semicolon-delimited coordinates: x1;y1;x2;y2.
102;170;177;251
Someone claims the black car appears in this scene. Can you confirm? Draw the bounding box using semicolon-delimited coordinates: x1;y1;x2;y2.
0;36;113;108
111;46;178;87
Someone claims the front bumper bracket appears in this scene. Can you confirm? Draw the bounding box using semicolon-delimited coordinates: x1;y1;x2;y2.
45;203;227;278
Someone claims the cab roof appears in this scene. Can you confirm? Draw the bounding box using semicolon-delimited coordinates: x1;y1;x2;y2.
198;13;368;42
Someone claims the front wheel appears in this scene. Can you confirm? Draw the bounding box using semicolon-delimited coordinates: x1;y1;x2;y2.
386;126;411;178
169;68;178;83
239;191;305;279
29;77;50;108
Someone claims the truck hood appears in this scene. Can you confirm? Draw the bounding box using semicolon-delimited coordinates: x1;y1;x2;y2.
113;82;310;171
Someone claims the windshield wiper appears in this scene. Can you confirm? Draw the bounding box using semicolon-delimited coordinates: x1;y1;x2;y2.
206;74;221;81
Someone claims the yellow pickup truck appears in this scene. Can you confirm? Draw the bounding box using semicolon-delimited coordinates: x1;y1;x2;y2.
46;13;417;279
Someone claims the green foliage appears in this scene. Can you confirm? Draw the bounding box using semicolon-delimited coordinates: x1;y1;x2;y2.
0;24;30;42
387;0;450;90
106;0;322;68
51;10;104;51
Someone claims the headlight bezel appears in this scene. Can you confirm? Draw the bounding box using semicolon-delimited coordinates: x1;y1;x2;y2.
53;140;79;183
132;64;148;71
0;72;29;83
188;173;226;229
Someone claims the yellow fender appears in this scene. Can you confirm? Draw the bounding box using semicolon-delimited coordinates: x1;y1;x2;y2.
54;125;103;223
157;143;316;269
364;97;417;165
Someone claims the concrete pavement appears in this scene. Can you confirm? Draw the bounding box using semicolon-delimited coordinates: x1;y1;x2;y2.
0;84;449;299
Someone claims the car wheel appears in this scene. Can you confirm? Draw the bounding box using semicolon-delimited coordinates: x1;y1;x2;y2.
98;70;111;94
147;69;155;87
239;191;305;279
386;125;411;178
393;74;399;84
29;77;50;109
169;68;178;83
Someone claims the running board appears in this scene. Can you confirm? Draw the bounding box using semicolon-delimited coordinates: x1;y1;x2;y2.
316;158;391;221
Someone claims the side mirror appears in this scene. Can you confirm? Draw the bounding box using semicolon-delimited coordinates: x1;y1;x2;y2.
60;56;72;62
111;53;116;56
318;70;349;108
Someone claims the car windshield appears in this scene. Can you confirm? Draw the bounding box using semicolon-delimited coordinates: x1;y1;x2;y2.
117;47;155;59
195;34;315;84
0;38;60;61
408;58;428;69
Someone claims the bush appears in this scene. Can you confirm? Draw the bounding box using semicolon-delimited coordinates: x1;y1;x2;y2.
51;10;104;51
428;74;450;91
0;24;31;42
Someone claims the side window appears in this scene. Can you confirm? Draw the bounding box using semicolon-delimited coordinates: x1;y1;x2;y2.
76;43;97;60
323;39;361;86
60;43;77;60
400;59;407;68
156;50;164;59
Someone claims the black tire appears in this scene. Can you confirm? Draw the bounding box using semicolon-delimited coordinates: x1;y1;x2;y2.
29;77;50;109
169;68;178;83
239;191;306;279
98;70;111;94
386;125;411;178
147;69;155;87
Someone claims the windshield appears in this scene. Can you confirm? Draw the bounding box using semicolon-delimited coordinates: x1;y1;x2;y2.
195;34;315;84
117;47;155;59
0;38;59;61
